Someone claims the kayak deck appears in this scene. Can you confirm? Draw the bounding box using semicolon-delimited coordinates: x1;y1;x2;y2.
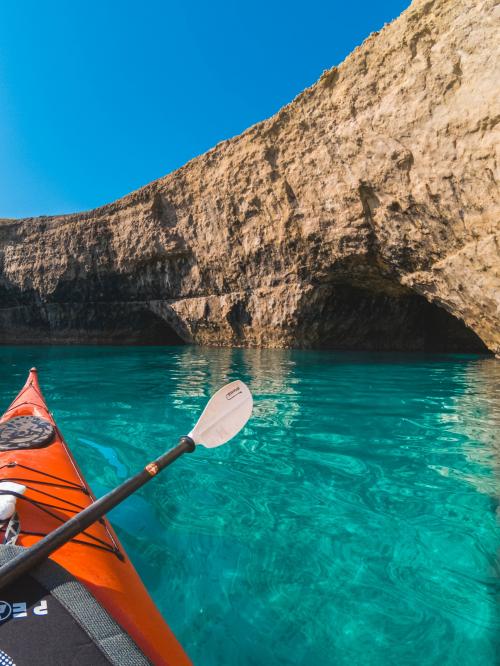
0;368;190;666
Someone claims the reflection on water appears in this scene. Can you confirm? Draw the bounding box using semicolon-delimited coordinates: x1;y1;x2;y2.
0;346;498;665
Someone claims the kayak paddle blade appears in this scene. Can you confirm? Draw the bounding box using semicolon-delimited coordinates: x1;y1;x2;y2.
188;380;253;448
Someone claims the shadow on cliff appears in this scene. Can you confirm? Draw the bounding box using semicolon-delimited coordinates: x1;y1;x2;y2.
0;277;186;345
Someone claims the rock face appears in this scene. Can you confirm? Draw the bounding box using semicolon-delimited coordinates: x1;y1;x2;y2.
0;0;498;352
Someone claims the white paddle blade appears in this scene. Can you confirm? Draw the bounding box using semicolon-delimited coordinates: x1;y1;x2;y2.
188;380;253;448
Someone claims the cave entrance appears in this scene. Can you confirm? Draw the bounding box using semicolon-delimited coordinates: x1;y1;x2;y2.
39;304;188;345
89;306;187;345
124;309;186;345
307;283;489;353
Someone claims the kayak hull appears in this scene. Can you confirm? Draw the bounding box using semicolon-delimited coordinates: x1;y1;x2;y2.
0;368;191;666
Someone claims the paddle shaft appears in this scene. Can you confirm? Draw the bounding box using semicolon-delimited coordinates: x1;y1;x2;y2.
0;436;195;591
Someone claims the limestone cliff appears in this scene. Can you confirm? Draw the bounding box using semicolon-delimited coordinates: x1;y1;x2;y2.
0;0;498;352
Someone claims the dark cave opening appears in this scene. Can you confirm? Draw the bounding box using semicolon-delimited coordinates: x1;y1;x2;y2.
0;271;188;345
111;308;186;345
306;284;490;353
0;302;187;345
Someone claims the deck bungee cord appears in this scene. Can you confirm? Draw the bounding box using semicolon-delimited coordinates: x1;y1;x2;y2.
0;462;122;557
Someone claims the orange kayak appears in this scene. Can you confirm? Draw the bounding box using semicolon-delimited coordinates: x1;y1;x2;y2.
0;368;191;665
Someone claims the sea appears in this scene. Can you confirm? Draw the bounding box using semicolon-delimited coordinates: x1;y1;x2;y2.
0;345;498;665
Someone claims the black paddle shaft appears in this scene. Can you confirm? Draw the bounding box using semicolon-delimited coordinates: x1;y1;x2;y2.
0;435;196;591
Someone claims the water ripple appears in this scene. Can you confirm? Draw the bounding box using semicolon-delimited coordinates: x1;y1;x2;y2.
0;347;498;665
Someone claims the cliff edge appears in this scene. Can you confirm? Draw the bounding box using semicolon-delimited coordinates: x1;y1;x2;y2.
0;0;498;352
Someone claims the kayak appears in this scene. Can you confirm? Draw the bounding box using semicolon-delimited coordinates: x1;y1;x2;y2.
0;368;191;666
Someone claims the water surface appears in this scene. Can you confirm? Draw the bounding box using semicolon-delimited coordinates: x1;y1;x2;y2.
0;346;498;665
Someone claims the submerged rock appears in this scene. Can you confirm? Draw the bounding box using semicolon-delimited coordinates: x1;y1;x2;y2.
0;0;498;352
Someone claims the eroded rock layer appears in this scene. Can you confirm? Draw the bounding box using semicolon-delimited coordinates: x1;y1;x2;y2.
0;0;498;352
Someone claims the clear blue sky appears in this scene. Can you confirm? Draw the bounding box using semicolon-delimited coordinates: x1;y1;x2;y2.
0;1;409;218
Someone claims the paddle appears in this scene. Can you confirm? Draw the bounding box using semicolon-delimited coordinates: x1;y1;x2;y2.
0;379;252;591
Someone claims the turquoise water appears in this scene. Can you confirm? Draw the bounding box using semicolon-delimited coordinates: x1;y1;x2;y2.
0;346;498;665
